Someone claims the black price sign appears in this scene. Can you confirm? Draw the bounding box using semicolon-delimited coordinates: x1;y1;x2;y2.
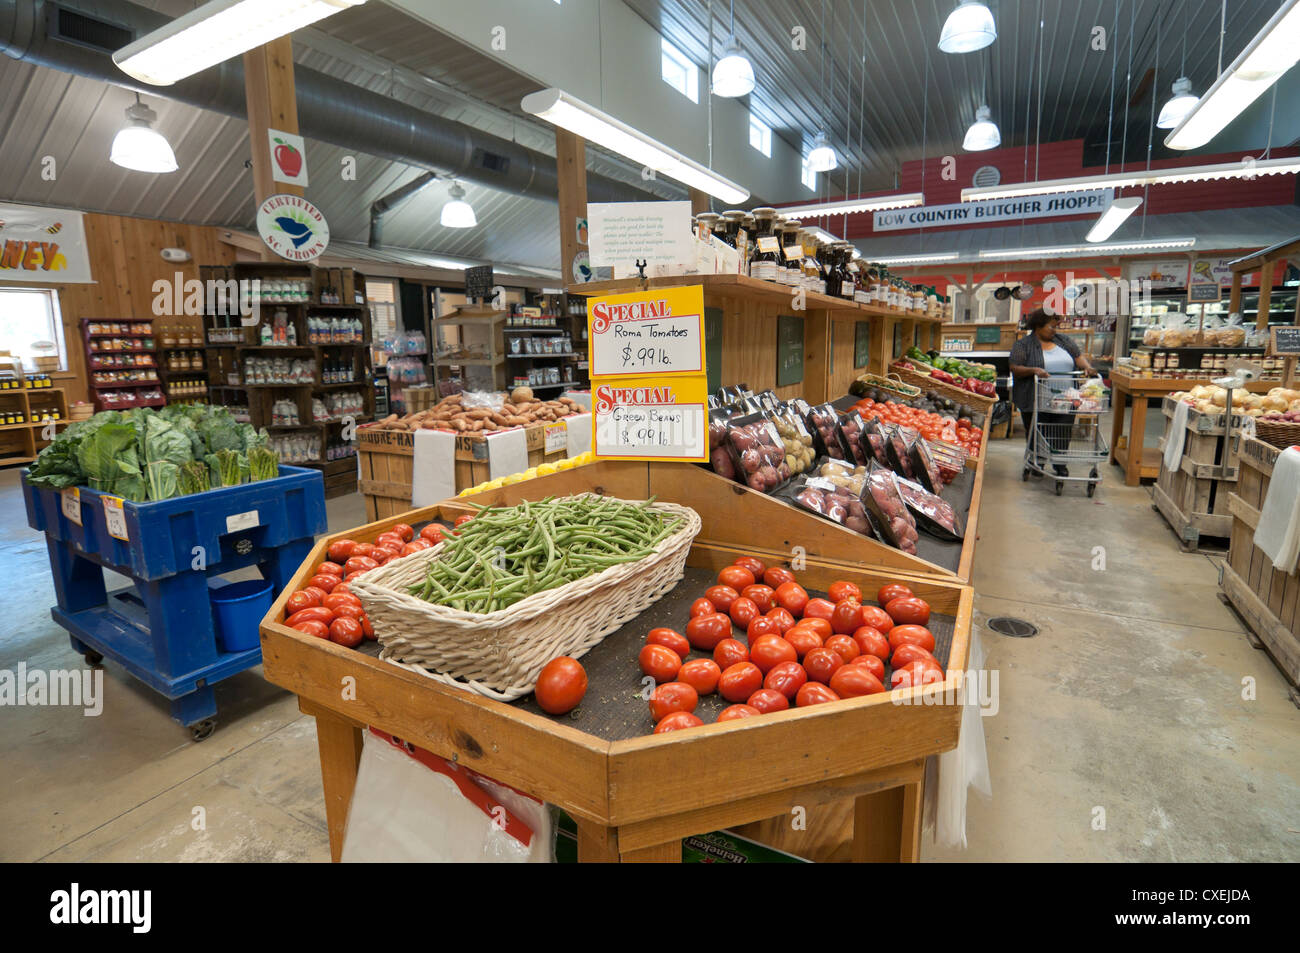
776;314;804;386
465;265;494;301
1270;326;1300;355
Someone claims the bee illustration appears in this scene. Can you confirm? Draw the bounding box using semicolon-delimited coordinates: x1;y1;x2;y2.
45;222;62;234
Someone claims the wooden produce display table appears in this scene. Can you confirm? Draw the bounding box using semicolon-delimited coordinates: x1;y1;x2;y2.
260;459;981;862
1108;369;1273;486
1153;399;1245;550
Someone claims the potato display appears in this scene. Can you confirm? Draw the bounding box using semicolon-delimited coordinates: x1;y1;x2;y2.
370;392;583;432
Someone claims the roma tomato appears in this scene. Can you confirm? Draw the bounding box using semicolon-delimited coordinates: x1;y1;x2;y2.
329;617;364;648
360;615;375;640
454;515;474;527
803;598;836;622
647;627;690;658
830;665;886;698
859;605;894;634
795;682;841;707
849;653;886;680
773;582;810;616
419;524;446;544
748;634;797;674
331;605;366;624
823;634;861;664
352;543;376;559
292;620;330;639
654;711;703;733
830;599;864;635
704;585;740;613
327;540;356;563
791;617;832;640
322;592;362;611
746;688;790;714
728;597;760;629
344;556;379;576
686;613;733;651
638;644;682;683
689;597;716;618
741;584;776;614
717;662;763;703
400;542;425;556
890;643;938;669
885;596;931;626
716;704;760;722
391;523;415;542
891;660;944;690
285;590;320;614
287;606;335;627
302;586;329;604
733;556;766;579
718;565;756;591
371;546;401;565
535;657;587;714
889;624;936;653
649;681;699;721
713;638;750;669
763;660;807;699
784;626;824;659
678;659;722;696
308;574;339;593
803;647;844;685
745;615;781;645
877;583;913;605
765;607;796;634
763;566;796;589
828;580;862;603
375;533;404;551
316;561;344;577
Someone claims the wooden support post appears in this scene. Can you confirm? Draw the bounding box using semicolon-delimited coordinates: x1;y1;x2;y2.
1229;271;1243;316
803;310;832;404
868;317;891;376
556;130;589;290
1257;261;1275;330
243;36;302;262
688;188;711;216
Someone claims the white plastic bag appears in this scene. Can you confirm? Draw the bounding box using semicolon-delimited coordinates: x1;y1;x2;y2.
341;729;553;863
923;627;992;849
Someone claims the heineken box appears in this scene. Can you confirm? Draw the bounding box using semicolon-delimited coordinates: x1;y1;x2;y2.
553;811;808;863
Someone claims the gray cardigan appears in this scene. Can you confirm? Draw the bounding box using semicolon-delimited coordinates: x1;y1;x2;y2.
1009;332;1081;412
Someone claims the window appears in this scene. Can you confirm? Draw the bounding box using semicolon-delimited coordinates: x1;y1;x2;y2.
801;153;817;191
661;38;699;103
748;114;771;157
365;279;399;345
0;288;65;372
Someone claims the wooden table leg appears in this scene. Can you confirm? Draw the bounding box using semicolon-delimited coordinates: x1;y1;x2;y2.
574;819;621;863
312;709;364;863
620;841;683;863
1109;389;1126;468
852;781;923;862
1126;394;1148;486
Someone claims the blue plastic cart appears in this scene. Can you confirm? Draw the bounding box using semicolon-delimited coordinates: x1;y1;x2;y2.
22;467;327;740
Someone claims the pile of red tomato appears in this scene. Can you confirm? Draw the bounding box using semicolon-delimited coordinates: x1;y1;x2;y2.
281;515;474;649
639;556;946;734
850;397;983;457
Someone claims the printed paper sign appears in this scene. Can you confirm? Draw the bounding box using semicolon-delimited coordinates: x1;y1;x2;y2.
0;202;93;283
587;201;694;268
256;193;329;262
225;510;261;533
544;422;568;454
268;129;309;187
873;189;1114;231
102;496;129;541
592;375;708;462
61;488;81;526
588;285;705;378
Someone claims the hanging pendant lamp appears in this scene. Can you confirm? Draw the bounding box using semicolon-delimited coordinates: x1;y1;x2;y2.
939;1;997;54
109;94;178;173
962;105;1001;151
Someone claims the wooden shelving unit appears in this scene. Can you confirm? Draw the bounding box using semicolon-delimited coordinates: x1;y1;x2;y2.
0;384;70;467
80;318;164;411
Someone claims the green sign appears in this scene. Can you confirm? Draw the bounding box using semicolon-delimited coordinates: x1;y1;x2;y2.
854;321;870;368
975;325;1001;345
705;307;723;394
776;314;804;387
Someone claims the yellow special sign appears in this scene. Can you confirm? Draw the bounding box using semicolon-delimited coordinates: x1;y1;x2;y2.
587;285;705;379
592;374;709;463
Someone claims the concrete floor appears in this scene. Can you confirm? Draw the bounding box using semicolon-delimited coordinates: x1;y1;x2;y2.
2;432;1298;863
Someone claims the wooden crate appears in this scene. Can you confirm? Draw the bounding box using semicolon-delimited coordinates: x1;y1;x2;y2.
1153;399;1244;550
357;421;570;522
1223;435;1300;706
314;456;359;500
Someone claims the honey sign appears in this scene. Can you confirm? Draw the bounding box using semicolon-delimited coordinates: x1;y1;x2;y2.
0;202;92;283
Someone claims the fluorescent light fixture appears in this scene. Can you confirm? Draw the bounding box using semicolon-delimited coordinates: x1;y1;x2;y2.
1165;0;1300;149
113;0;366;86
1085;196;1142;242
938;1;996;54
804;226;839;244
807;131;837;172
979;238;1196;260
872;252;961;265
962;105;1001;151
1156;77;1198;130
712;36;755;98
521;87;749;204
960;156;1300;201
778;192;925;217
109;97;178;173
440;182;477;228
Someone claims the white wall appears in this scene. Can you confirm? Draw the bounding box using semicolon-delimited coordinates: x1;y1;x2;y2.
389;0;805;204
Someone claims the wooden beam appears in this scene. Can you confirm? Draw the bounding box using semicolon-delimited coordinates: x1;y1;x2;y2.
243;36;301;262
688;188;711;216
1258;260;1275;331
556;130;589;290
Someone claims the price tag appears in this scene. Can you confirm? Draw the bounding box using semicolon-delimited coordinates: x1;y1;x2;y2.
102;496;129;541
593;376;708;462
544;422;567;454
61;488;81;526
226;510;261;533
588;285;704;378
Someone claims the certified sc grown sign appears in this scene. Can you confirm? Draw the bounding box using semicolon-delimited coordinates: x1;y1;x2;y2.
256;194;330;262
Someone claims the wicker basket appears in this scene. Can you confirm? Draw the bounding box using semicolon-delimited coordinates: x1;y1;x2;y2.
854;373;921;400
349;495;702;701
890;364;998;409
1252;419;1300;450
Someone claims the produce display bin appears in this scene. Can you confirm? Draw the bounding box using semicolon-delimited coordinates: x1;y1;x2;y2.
22;466;327;738
1153;398;1244;550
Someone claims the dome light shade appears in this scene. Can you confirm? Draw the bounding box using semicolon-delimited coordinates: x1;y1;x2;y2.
939;1;997;54
1157;77;1199;129
109;99;178;173
440;183;477;228
807;131;837;172
712;37;755;97
962;105;1001;151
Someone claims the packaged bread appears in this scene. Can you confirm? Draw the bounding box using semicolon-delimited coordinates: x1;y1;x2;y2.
1159;328;1190;347
1142;327;1162;346
1217;326;1246;347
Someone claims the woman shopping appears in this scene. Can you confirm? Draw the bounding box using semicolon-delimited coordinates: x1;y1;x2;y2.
1010;309;1095;477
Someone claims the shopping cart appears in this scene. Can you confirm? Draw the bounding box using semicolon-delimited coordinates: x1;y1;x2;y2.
1022;373;1111;496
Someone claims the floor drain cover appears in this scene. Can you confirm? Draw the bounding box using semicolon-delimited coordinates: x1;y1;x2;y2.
987;617;1038;638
